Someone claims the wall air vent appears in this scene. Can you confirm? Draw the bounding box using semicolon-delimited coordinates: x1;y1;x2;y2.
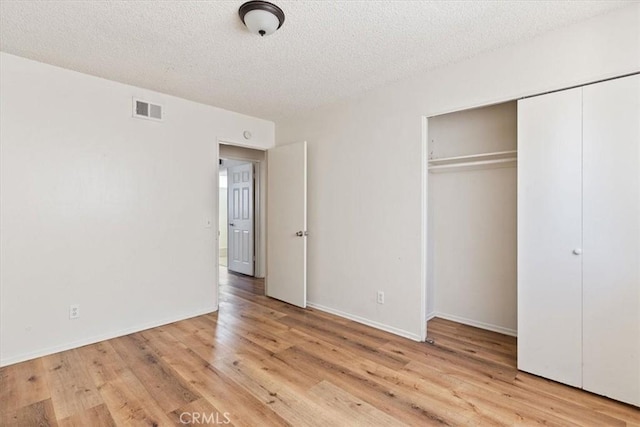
133;98;163;121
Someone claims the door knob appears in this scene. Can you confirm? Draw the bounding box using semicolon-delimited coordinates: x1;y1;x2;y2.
296;231;303;237
573;248;582;255
229;223;235;227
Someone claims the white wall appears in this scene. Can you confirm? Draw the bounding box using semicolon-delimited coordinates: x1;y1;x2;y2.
276;4;640;340
428;102;517;157
429;102;517;335
0;53;275;366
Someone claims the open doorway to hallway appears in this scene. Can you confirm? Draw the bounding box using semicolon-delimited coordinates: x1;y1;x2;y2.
217;143;267;280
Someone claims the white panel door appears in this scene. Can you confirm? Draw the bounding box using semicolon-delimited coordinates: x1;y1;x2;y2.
228;163;254;276
582;74;640;406
267;141;307;308
517;88;583;387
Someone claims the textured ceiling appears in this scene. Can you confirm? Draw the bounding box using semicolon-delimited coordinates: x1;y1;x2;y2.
0;1;632;121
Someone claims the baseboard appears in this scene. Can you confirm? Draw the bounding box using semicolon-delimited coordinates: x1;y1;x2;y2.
0;306;217;367
429;312;517;337
426;311;437;321
306;302;422;342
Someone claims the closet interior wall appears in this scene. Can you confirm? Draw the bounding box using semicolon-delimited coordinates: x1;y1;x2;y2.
427;102;518;335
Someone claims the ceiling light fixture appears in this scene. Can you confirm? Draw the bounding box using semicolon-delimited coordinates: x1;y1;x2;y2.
239;1;285;37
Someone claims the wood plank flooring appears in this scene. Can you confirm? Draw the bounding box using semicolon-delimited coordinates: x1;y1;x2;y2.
1;268;639;426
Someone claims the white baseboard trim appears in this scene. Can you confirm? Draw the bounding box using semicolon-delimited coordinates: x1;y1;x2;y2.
0;306;217;367
429;312;517;337
426;311;437;321
306;302;422;342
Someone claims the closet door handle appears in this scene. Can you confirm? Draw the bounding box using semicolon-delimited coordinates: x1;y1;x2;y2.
573;248;582;255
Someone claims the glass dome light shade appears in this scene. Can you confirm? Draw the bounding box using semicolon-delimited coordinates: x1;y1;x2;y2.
243;9;280;36
239;1;285;37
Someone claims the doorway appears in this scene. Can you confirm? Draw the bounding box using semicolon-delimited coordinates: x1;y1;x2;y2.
425;101;518;340
217;143;267;279
216;140;308;310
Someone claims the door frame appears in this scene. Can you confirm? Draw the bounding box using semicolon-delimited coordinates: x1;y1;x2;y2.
215;138;268;316
420;116;428;342
218;141;266;279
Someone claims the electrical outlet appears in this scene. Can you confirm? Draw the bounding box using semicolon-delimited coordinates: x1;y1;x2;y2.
69;304;80;319
377;291;385;304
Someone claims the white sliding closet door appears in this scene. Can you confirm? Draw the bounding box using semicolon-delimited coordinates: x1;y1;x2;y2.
517;88;583;387
582;74;640;406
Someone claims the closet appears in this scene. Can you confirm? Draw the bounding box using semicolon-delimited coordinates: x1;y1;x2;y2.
518;74;640;406
427;102;518;336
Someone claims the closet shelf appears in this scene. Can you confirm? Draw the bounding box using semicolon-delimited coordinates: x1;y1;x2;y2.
428;150;517;173
429;150;517;165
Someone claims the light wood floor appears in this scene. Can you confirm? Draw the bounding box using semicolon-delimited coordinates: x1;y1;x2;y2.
1;269;639;426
